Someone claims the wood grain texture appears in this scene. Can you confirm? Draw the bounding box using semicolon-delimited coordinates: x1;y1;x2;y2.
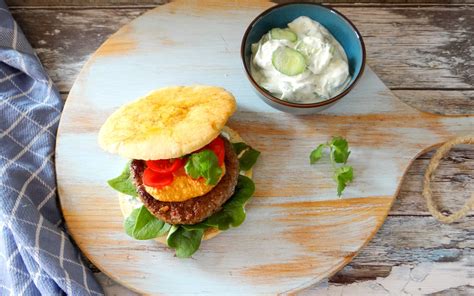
93;214;474;294
395;90;474;116
54;0;473;294
10;0;473;293
59;86;472;217
6;0;473;7
10;5;474;92
393;146;474;216
319;216;473;294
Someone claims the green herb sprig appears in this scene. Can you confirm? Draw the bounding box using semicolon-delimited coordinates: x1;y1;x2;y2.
309;136;354;197
185;150;223;185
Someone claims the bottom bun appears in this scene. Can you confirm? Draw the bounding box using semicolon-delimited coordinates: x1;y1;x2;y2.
118;126;253;244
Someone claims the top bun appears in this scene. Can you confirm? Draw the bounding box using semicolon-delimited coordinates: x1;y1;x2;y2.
98;86;236;160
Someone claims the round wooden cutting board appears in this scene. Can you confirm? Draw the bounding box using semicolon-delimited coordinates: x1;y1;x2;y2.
56;0;473;294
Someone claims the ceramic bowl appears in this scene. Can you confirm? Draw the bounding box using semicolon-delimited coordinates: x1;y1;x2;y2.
241;2;366;114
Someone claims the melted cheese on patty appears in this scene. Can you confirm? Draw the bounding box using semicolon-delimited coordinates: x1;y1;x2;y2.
144;165;226;202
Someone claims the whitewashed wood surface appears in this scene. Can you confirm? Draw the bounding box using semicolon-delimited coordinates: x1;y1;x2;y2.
54;0;473;294
10;0;473;294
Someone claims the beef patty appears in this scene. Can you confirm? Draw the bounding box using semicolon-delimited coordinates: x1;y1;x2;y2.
130;137;240;225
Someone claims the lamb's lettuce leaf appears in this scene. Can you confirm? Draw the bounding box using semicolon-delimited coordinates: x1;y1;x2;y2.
204;175;255;230
232;142;260;171
124;206;170;240
166;175;255;257
107;162;137;197
166;225;205;258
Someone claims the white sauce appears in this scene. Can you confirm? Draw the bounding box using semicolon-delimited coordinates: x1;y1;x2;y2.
250;16;351;103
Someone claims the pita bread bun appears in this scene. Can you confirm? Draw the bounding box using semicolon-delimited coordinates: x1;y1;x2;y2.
98;86;236;160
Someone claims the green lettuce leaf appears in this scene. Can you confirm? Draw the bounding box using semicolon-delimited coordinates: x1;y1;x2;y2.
232;142;260;171
166;225;205;258
107;162;137;197
232;142;248;155
185;150;222;185
124;206;169;240
164;175;256;257
182;224;210;231
204;175;255;230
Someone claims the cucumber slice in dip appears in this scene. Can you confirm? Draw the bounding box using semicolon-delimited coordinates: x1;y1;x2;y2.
296;42;317;61
272;47;306;76
270;28;297;42
251;43;259;54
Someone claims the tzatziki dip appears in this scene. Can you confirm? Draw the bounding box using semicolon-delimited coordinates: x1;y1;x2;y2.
250;16;351;103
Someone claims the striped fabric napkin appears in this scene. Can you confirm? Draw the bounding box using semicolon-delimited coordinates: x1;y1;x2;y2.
0;1;103;295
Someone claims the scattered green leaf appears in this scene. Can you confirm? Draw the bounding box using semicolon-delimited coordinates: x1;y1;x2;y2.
330;137;350;164
185;150;223;185
334;166;354;197
107;162;137;197
309;144;326;164
309;137;354;196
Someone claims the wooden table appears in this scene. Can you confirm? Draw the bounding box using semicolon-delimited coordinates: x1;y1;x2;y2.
8;0;473;294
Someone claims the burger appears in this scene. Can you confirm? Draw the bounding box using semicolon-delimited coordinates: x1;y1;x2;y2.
98;86;260;257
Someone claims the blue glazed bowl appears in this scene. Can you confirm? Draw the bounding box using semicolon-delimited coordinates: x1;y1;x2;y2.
241;2;366;114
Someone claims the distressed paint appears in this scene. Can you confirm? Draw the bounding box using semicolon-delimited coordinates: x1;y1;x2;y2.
93;215;474;295
95;259;474;295
94;25;138;57
304;258;474;295
7;0;474;6
55;0;474;294
11;6;474;93
395;90;474;116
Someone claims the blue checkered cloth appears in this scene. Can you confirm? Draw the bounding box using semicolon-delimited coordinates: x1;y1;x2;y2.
0;2;103;295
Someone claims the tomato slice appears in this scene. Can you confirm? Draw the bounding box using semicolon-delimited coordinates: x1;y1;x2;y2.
142;168;174;188
146;158;184;174
207;136;225;165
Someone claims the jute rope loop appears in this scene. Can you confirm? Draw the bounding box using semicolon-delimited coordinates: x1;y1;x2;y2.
423;136;474;224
